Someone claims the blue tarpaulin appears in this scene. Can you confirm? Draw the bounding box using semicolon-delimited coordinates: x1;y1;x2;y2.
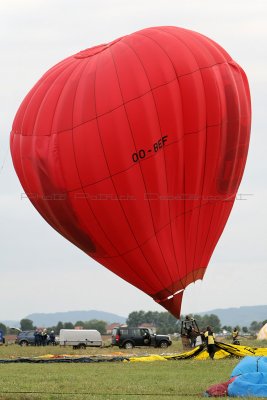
205;356;267;397
231;356;267;377
228;372;267;397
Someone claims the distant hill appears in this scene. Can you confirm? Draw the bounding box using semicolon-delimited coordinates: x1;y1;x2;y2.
24;310;126;327
198;305;267;327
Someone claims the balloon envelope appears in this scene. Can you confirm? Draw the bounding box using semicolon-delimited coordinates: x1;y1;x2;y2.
10;26;251;318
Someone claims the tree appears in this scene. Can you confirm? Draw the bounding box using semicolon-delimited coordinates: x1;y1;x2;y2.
198;314;221;333
75;321;85;328
83;320;107;334
63;322;74;329
126;311;146;327
0;323;7;335
156;312;178;334
249;321;262;334
222;325;232;333
56;321;64;334
20;319;34;331
126;310;180;334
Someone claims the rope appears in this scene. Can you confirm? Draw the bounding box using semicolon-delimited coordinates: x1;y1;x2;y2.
0;146;10;175
0;392;198;397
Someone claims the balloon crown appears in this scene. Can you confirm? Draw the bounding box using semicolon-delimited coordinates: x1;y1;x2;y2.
74;38;122;58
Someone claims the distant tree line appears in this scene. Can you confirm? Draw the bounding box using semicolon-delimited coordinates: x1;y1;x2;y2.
1;314;266;336
126;311;267;335
126;311;178;334
51;319;108;334
0;318;107;335
126;311;222;333
220;320;267;335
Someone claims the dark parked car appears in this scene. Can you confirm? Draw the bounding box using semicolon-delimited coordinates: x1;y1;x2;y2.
111;327;172;349
15;330;56;346
15;330;36;346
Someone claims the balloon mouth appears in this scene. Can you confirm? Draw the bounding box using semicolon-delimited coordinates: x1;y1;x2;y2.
74;38;122;58
153;290;184;319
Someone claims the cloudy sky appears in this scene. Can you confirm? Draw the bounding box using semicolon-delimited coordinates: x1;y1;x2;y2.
0;0;266;322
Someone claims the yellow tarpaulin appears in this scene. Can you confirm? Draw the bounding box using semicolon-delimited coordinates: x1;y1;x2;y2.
127;342;267;362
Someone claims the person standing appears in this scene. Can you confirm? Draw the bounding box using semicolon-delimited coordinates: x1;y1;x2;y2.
34;329;39;346
204;326;216;359
49;330;56;346
41;329;48;346
34;329;41;346
189;327;198;348
232;327;239;344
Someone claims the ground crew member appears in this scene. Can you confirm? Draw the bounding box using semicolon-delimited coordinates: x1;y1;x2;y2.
232;327;239;344
204;326;216;359
41;329;48;346
34;329;39;346
49;330;56;345
189;327;199;348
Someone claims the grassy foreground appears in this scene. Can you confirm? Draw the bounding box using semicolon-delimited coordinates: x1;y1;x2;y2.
0;339;265;400
0;359;238;400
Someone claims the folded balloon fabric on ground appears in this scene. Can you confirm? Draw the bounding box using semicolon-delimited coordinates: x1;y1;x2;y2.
0;343;267;363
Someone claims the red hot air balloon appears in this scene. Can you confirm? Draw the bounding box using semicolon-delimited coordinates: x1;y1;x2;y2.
10;26;251;318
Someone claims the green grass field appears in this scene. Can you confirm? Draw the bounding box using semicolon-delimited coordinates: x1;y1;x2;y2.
0;338;265;399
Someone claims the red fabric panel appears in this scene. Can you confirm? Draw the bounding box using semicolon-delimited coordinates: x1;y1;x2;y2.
73;121;109;187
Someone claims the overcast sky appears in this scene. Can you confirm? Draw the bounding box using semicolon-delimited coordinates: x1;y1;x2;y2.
0;0;266;322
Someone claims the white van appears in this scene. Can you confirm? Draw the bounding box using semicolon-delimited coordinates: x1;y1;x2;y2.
59;329;102;349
